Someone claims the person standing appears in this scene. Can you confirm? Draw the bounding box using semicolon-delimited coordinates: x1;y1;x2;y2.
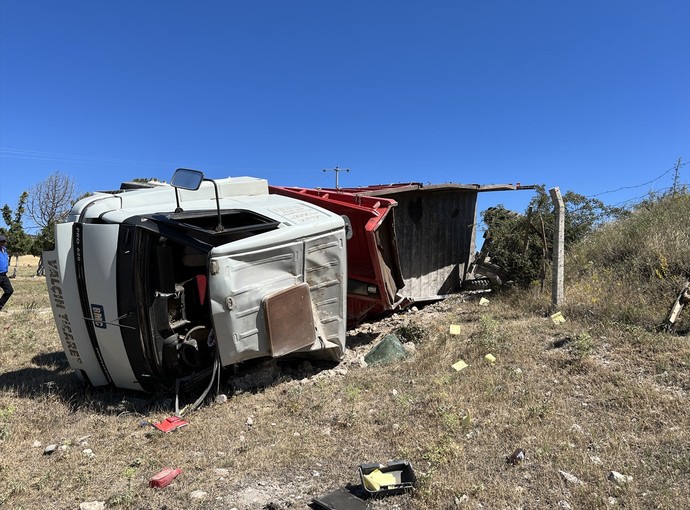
0;235;13;312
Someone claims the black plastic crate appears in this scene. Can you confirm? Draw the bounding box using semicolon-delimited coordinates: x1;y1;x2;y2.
358;460;417;497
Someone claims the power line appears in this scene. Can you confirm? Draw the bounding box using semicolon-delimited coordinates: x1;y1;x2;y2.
0;147;323;175
513;160;690;219
587;161;689;198
0;147;178;169
559;159;690;213
608;185;687;209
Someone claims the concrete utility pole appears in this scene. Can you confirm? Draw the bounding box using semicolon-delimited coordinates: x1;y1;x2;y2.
322;166;349;189
550;187;565;308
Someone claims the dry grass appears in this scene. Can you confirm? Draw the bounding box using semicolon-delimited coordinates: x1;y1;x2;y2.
1;257;689;509
564;192;690;331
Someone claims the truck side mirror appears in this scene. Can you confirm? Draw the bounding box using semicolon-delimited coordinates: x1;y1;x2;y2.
171;168;204;191
170;168;224;231
171;168;205;213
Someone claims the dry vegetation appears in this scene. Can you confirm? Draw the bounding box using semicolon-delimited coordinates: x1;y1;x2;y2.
1;195;689;510
563;192;690;330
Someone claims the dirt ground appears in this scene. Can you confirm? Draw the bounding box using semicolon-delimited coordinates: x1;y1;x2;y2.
1;259;689;509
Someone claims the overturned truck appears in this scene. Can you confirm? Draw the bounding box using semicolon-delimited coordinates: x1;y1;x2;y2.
45;169;347;393
46;169;532;393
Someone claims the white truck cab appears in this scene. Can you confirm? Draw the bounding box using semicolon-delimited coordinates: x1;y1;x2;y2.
44;169;347;393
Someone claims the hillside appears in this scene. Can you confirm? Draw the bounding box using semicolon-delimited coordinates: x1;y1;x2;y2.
563;191;690;332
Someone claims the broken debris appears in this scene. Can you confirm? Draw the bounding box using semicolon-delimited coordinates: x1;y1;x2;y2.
506;448;525;466
313;460;416;509
361;468;398;492
312;488;368;510
660;281;690;331
358;460;417;497
149;467;182;488
152;416;188;433
364;334;407;365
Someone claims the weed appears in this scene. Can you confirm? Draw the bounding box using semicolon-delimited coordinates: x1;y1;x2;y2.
433;372;454;387
476;313;505;350
441;411;459;432
121;466;137;479
21;300;40;311
571;332;595;358
107;490;136;507
0;481;27;505
284;400;302;415
393;323;428;344
0;405;16;421
344;384;361;402
527;398;552;422
421;434;461;468
397;394;415;414
0;405;16;441
468;483;485;496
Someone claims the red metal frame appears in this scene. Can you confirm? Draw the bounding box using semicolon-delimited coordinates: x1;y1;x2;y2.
270;186;404;326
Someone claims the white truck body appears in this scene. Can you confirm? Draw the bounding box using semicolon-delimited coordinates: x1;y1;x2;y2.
44;176;347;392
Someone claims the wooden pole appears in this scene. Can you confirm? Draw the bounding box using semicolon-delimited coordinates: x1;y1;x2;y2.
549;187;565;308
538;213;548;292
522;206;533;256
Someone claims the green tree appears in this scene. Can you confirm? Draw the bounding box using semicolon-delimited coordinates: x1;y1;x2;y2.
1;192;32;276
481;205;542;288
480;185;627;288
526;185;627;247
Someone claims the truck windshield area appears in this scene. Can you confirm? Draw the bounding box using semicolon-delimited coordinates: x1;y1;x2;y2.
119;209;281;391
157;210;281;245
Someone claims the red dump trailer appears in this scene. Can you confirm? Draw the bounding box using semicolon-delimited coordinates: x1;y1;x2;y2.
271;182;534;326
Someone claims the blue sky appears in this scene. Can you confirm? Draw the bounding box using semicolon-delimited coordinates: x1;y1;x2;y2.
1;1;688;231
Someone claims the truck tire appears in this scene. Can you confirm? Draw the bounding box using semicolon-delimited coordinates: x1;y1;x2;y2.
462;278;491;291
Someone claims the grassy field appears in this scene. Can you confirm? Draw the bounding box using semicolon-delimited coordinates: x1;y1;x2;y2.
0;254;688;509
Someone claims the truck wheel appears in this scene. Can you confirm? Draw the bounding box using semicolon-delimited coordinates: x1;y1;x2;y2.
462;278;491;290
